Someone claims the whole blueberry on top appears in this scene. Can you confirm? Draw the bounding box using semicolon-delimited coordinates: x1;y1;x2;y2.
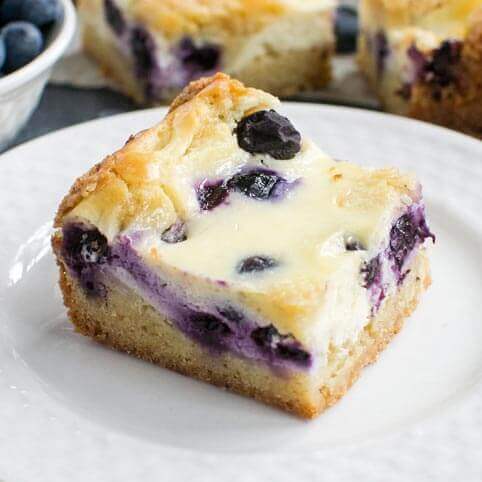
227;169;281;200
236;110;301;160
1;21;43;73
335;6;358;54
237;255;279;274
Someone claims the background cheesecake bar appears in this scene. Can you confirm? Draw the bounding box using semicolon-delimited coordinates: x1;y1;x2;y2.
52;74;433;418
358;0;482;138
77;0;336;103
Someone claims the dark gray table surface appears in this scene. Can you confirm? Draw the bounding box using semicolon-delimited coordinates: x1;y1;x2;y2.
11;85;139;150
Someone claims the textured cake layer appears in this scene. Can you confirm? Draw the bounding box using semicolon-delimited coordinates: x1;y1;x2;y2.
53;233;431;418
358;0;482;137
78;0;335;103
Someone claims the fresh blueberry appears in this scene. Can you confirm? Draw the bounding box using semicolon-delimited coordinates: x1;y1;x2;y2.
361;256;380;288
345;234;365;251
335;6;358;54
161;221;187;243
227;169;281;200
0;0;23;25
178;37;220;75
237;256;279;274
236;110;301;160
0;36;5;71
104;0;126;36
1;21;43;73
18;0;60;27
197;179;229;211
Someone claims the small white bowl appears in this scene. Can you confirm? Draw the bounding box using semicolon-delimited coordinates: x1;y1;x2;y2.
0;0;76;150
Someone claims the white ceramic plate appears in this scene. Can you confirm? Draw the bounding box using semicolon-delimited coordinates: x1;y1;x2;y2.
1;105;481;482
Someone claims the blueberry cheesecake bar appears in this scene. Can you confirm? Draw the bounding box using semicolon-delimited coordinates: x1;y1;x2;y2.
77;0;336;104
358;0;482;137
52;74;434;418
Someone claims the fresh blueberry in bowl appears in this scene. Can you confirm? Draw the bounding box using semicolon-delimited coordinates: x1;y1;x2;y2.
1;21;43;73
0;0;75;149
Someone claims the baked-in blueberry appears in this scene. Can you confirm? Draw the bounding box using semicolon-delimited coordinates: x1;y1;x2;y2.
251;324;279;348
389;213;418;270
276;344;310;363
197;179;229;211
345;234;365;251
63;225;109;269
161;221;187;243
104;0;126;36
237;256;279;274
425;40;462;87
361;256;380;288
251;324;311;366
191;313;232;336
374;30;389;76
177;37;220;76
1;21;43;73
227;169;281;200
130;25;159;98
236;110;301;160
335;6;358;54
217;305;244;323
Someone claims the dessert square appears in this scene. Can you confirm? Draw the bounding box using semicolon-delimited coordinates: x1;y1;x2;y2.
358;0;482;137
52;73;434;418
77;0;336;103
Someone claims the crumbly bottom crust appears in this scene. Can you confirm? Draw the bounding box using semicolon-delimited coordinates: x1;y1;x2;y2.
82;23;332;105
53;236;430;418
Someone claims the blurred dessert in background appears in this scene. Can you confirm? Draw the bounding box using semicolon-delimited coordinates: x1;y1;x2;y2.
77;0;336;104
358;0;482;137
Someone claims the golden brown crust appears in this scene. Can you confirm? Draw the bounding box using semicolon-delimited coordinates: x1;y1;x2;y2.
53;232;431;419
54;73;274;227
